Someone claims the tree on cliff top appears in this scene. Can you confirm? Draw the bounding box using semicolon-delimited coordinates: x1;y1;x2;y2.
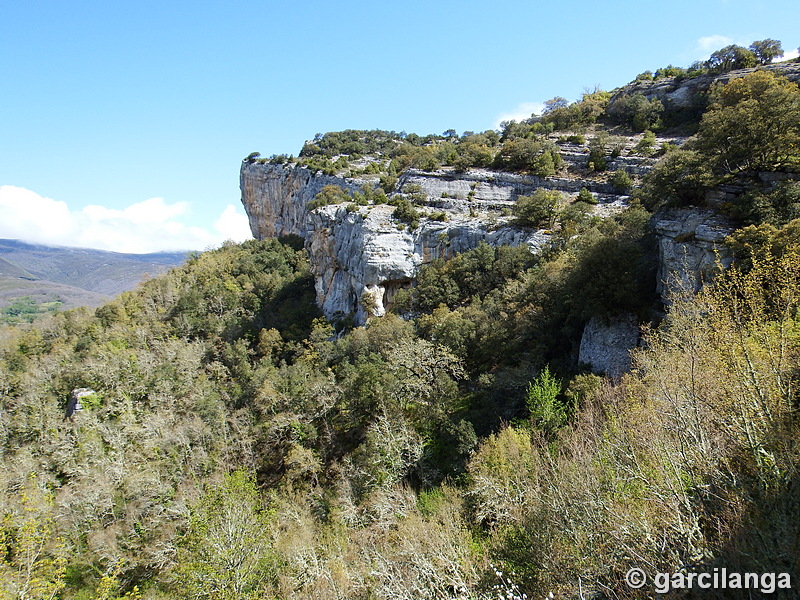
695;70;800;174
749;39;783;64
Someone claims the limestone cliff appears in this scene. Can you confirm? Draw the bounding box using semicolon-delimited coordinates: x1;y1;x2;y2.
652;208;734;301
240;162;362;239
609;62;800;118
578;314;640;378
242;160;744;380
241;162;555;324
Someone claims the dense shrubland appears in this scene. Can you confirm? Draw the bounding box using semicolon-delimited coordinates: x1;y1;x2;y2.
3;217;799;598
0;191;657;599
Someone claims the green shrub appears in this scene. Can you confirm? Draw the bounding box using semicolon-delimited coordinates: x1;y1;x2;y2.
513;189;561;228
730;181;800;226
607;93;664;132
525;365;566;433
577;187;597;205
704;44;757;73
654;65;687;79
493;138;562;176
307;184;351;210
639;149;714;209
587;135;608;172
609;169;633;193
392;197;421;229
633;130;657;156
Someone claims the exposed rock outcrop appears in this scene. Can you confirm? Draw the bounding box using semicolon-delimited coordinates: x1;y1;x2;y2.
652;208;735;302
578;313;640;378
307;203;547;323
241;162;629;325
240;162;363;239
609;62;800;117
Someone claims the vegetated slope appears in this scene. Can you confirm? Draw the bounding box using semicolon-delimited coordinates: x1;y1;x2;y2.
2;44;800;600
0;239;188;311
2;231;798;600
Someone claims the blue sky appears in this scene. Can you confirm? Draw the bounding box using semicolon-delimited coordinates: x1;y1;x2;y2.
1;0;798;252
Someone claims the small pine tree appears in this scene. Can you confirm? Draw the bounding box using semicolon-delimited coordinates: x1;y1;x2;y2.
610;169;633;193
577;187;597;205
526;365;565;433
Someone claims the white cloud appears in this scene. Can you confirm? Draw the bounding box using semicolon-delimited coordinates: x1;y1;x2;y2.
696;34;734;55
783;48;800;61
214;204;253;243
493;102;545;129
0;185;253;254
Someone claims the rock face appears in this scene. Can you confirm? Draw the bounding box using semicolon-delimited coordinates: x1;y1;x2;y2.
652;209;735;302
240;162;609;325
575;210;734;377
240;162;363;239
578;314;640;378
308;203;547;324
609;62;800;117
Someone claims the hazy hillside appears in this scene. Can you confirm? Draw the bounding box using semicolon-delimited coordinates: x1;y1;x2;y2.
0;239;188;314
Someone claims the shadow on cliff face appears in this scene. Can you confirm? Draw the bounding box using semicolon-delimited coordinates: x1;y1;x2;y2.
277;233;305;251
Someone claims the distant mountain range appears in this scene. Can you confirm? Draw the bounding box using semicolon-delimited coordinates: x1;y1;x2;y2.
0;239;188;313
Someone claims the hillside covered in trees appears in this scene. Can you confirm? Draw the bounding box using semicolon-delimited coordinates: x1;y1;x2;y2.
2;40;800;599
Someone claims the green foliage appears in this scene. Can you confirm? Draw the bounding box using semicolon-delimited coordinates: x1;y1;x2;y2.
607;92;664;131
639;148;715;209
586;134;608;171
379;174;398;192
725;218;800;270
654;64;687;79
409;242;537;314
540;89;610;130
729;181;800;226
749;39;783;64
513;189;561;228
525;365;565;433
493;138;562;176
299;129;404;159
705;44;757;73
391;197;421;229
0;297;63;325
0;478;67;600
452;139;495;172
267;153;291;165
172;470;275;599
307;184;352;210
633;130;656;156
8;42;800;597
577;187;597;205
559;206;655;321
694;70;800;175
609;169;633;193
641;71;800;214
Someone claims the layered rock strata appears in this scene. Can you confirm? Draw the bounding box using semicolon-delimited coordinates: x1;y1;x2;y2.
308;204;547;324
652;209;734;302
609;62;800;117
